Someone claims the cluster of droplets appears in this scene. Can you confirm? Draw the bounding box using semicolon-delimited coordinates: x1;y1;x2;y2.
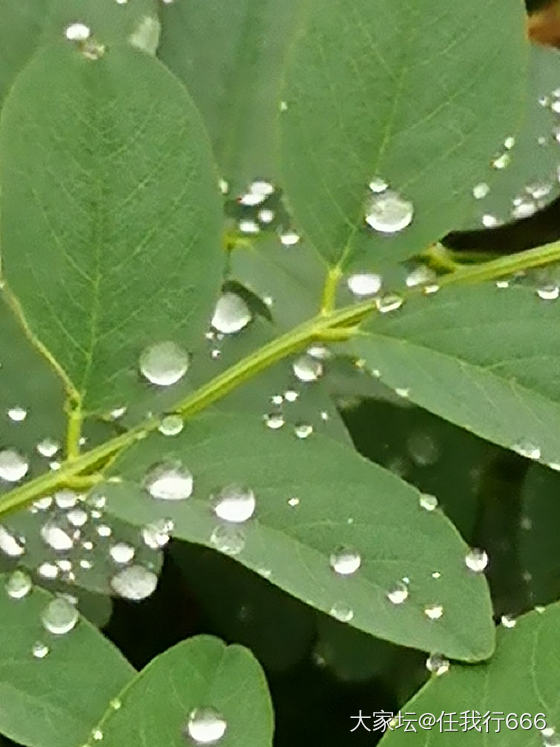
364;176;414;235
231;178;300;247
64;23;105;59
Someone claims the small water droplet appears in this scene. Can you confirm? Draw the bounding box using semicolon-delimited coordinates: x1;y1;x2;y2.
158;414;184;436
7;406;27;422
365;191;414;233
537;285;560;301
368;176;388;193
139;341;190;386
40;520;74;551
142;518;173;549
263;412;285;430
513;440;541;460
258;208;275;224
292;354;323;383
41;597;79;635
210;525;246;556
294;423;313;439
65;22;91;41
473;183;490;200
212;485;256;523
329;602;354;622
280;231;300;247
376;294;403;314
110;565;158;600
110;698;122;710
284;389;299;403
419;493;438;512
287;497;300;507
426;653;449;676
185;707;227;744
0;525;25;557
500;614;516;628
67;508;88;527
482;214;499;228
211;292;251;334
347;273;382;297
329;547;361;576
91;729;104;742
38;561;59;580
465;548;489;573
424;604;444;620
387;581;409;605
36;438;60;458
0;449;29;482
6;569;32;599
32;641;49;659
145;461;193;501
55;490;78;509
238;218;259;234
492;153;510;170
110;542;135;564
405;264;436;288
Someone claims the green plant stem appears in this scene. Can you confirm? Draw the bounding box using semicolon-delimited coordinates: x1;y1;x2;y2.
2;239;560;518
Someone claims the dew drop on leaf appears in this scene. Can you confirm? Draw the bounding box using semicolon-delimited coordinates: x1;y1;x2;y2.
38;561;59;579
109;542;135;564
368;176;388;193
211;292;251;334
365;191;414;233
7;406;27;422
513;440;541;460
472;182;490;199
279;231;300;247
424;603;444;620
347;273;382;297
0;525;25;557
40;520;74;551
211;485;256;523
294;423;313;440
158;414;184;436
36;438;60;458
65;22;91;41
387;581;409;605
210;524;246;556
500;614;517;629
464;548;489;573
144;461;194;501
405;264;436;288
376;294;404;314
41;597;79;635
329;547;361;576
0;449;29;482
419;493;438;512
139;341;190;387
5;569;32;599
292;354;323;383
32;641;49;659
142;518;173;549
67;508;88;527
329;602;354;622
263;412;285;430
110;565;158;600
185;707;227;745
537;285;560;301
426;653;450;676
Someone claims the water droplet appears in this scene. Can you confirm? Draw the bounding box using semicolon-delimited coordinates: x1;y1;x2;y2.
91;729;104;741
496;279;510;289
212;485;256;523
347;273;382;297
36;438;60;458
0;449;29;482
287;497;300;507
158;414;184;436
329;547;361;576
280;231;300;247
185;707;227;744
110;542;135;564
292;354;323;383
238;219;259;234
405;264;436;288
41;597;79;635
387;581;409;605
142;518;173;549
492;153;511;170
145;461;193;501
513;440;541;460
55;490;78;509
258;208;275;224
376;294;403;313
110;565;158;600
65;22;91;41
210;524;246;556
0;525;25;557
329;602;354;622
512;198;536;220
465;548;489;573
40;521;74;551
294;423;313;439
110;698;122;710
431;571;441;579
211;293;251;334
419;493;438;512
38;562;59;580
139;341;190;387
482;214;499;228
537;285;559;301
67;508;88;527
6;569;32;599
32;641;49;659
424;604;444;620
263;412;285;430
218;178;229;195
368;176;388;193
500;614;517;628
365;191;414;233
7;406;27;422
284;389;299;403
473;183;490;200
426;653;449;676
504;136;515;150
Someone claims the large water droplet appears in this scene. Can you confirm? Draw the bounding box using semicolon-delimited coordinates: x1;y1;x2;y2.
6;569;32;599
464;548;489;573
347;273;382;297
139;341;190;386
365;191;414;234
426;653;449;676
212;485;256;523
40;520;74;551
211;292;251;335
210;525;246;556
41;597;79;635
292;354;323;383
110;565;158;600
0;525;25;557
387;581;409;605
0;449;29;482
185;707;227;744
537;285;559;301
7;406;27;422
329;547;361;576
145;461;193;501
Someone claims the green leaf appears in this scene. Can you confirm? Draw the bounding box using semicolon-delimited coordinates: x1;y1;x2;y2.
0;0;158;104
103;410;494;660
379;603;560;746
352;284;560;465
158;0;298;193
0;43;222;412
0;573;134;747
464;44;560;230
89;636;274;746
280;0;528;267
